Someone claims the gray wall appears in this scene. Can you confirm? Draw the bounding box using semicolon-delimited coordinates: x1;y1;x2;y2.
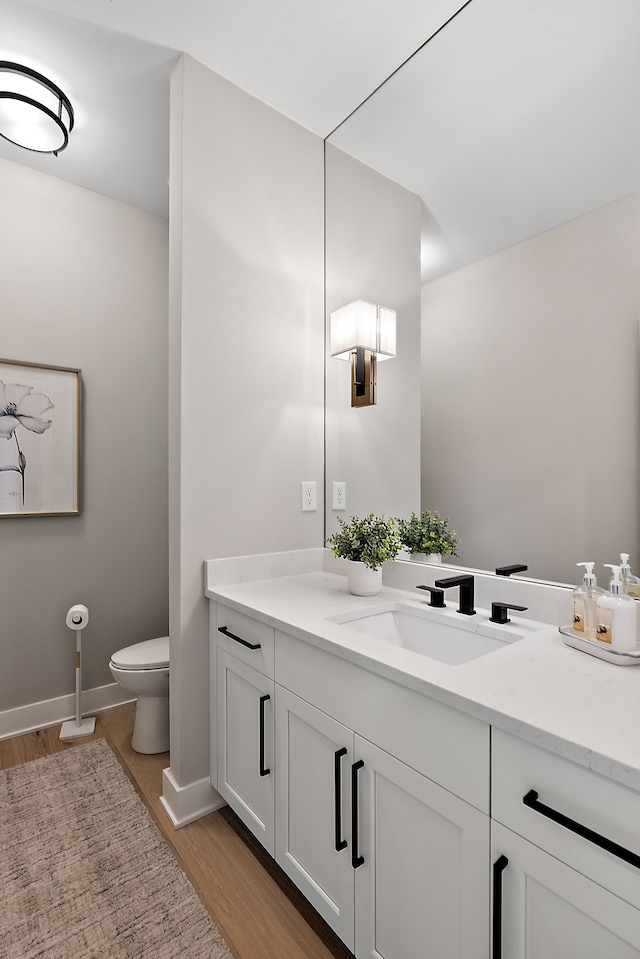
325;144;422;534
168;57;325;787
0;157;169;711
421;190;640;584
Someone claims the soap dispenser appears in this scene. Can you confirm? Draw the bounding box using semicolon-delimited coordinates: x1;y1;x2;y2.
596;565;638;651
573;562;603;641
619;553;640;599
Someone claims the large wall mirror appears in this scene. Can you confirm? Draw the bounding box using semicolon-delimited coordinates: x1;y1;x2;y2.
325;0;640;586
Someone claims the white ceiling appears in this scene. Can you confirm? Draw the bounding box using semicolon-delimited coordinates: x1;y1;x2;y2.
0;0;466;217
329;0;640;279
2;0;639;279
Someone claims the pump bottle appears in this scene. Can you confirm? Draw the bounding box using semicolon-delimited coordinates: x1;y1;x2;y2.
573;562;603;641
619;553;640;599
596;565;638;651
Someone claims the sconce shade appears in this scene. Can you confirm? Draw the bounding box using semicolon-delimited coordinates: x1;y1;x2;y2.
330;300;396;408
0;61;74;155
376;306;396;358
330;300;396;360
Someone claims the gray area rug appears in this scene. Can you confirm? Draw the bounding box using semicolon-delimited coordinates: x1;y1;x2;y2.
0;739;233;959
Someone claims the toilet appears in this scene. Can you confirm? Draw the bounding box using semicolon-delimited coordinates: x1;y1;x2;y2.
109;636;170;754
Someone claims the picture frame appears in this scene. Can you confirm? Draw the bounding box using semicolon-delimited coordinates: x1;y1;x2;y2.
0;359;82;517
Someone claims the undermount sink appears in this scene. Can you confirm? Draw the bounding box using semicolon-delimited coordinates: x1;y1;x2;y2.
332;603;523;665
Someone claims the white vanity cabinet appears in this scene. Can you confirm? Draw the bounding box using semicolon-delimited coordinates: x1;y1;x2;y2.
211;602;491;958
492;729;640;957
207;572;640;959
492;823;640;958
276;683;490;958
275;631;491;959
213;606;276;854
354;734;489;959
274;686;355;947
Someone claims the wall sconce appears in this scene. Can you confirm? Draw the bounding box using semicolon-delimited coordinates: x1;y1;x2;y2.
330;300;396;407
0;61;74;156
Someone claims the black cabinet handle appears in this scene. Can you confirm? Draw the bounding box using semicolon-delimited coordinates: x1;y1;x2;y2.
259;695;270;777
334;748;348;852
218;625;261;650
492;855;508;959
351;760;365;869
523;789;640;869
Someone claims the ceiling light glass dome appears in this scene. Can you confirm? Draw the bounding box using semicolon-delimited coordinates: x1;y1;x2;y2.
0;61;74;155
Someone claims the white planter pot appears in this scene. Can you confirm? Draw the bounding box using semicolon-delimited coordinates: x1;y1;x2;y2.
347;562;383;596
409;553;442;564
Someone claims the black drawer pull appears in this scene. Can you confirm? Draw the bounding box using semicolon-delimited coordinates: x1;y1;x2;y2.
218;625;261;650
492;855;508;959
351;760;365;869
259;695;270;777
523;789;640;869
334;748;348;852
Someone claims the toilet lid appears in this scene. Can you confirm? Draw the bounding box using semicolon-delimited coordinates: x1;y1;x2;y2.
111;636;169;670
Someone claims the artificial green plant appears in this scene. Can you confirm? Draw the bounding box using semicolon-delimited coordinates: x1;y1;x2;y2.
326;514;402;570
396;509;460;558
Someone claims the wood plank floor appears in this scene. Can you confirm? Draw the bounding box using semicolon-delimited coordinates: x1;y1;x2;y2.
0;705;354;959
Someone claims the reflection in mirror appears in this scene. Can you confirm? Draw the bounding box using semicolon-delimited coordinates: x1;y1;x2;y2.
326;0;640;585
325;143;422;532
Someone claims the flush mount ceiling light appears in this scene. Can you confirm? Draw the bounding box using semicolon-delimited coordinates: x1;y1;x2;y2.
0;61;74;155
330;300;396;407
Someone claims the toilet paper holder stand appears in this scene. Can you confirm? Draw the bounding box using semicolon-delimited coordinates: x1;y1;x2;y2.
60;604;96;740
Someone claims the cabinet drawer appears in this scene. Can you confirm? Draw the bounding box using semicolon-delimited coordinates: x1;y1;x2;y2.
275;629;489;812
492;728;640;909
214;603;275;677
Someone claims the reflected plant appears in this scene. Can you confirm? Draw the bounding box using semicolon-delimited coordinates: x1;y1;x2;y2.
396;509;460;557
0;380;54;504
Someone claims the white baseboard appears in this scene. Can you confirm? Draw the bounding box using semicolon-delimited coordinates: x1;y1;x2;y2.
160;766;225;829
0;682;135;742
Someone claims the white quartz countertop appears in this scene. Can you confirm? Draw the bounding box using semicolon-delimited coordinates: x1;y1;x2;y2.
206;569;640;793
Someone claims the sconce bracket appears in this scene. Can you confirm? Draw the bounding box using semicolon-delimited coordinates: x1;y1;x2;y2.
351;347;376;407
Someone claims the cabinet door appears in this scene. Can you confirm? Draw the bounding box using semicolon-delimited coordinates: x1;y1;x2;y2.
217;648;275;854
275;686;355;950
354;736;490;959
492;822;640;958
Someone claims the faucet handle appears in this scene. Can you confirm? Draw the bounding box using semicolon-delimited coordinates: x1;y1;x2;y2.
495;564;528;577
490;602;528;624
416;585;446;608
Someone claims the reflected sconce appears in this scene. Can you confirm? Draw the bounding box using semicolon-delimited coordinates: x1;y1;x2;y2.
330;300;396;407
0;61;74;155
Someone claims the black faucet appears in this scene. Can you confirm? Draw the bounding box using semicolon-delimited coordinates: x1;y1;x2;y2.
495;564;528;577
434;574;476;615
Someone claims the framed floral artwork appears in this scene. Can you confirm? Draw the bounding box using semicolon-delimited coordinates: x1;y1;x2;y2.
0;359;81;517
